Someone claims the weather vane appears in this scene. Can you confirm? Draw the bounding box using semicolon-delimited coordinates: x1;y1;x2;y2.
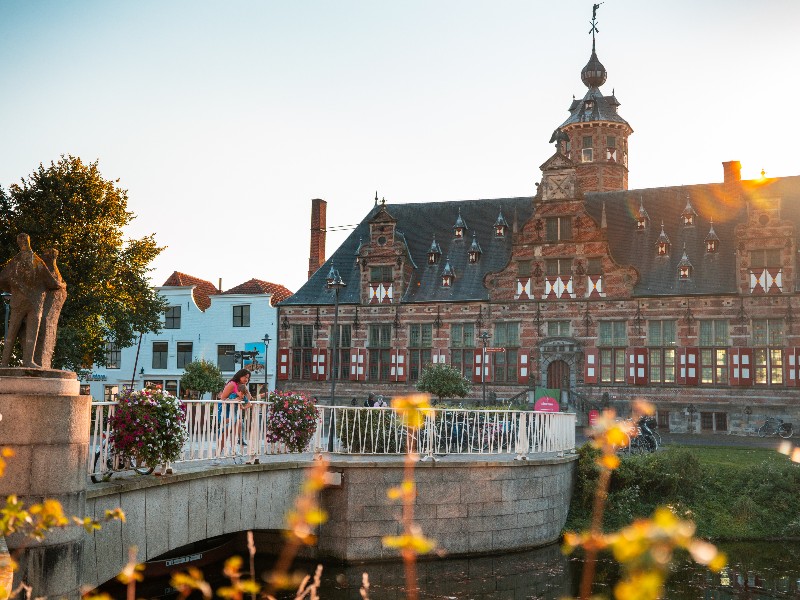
590;3;603;50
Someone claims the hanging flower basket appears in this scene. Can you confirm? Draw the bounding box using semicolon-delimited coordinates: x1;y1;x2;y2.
108;385;187;469
265;391;319;452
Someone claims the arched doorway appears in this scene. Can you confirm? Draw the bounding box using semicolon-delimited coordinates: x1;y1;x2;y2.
547;359;570;390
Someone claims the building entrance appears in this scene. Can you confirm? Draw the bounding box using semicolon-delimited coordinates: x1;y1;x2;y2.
547;359;570;390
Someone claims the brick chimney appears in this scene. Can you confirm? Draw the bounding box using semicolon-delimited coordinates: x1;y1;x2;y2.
308;198;327;280
722;161;741;183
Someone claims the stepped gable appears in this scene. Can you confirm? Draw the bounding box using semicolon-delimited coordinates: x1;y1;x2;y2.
224;278;293;305
583;175;800;295
280;196;534;305
161;271;219;311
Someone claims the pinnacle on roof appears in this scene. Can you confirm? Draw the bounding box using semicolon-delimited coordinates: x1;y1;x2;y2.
494;208;509;229
453;208;468;231
705;220;720;243
677;246;693;269
657;222;671;244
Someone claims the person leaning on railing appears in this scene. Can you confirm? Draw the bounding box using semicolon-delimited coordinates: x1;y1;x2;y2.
214;369;253;462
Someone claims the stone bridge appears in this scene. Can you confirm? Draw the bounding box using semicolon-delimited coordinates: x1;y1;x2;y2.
1;370;577;596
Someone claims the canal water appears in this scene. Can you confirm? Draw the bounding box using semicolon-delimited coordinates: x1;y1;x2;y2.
102;539;800;599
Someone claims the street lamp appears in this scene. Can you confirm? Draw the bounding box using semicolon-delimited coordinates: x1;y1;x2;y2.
477;330;491;405
326;266;346;406
261;333;271;399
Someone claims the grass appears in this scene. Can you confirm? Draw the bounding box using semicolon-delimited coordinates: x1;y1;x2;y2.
669;444;787;469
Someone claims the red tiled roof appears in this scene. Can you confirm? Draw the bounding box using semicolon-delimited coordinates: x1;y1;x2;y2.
161;271;219;311
223;278;293;305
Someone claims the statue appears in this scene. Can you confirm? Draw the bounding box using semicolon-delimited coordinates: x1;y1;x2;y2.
0;234;66;369
34;249;67;369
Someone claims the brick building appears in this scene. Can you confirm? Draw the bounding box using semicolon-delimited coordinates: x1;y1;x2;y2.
276;37;800;434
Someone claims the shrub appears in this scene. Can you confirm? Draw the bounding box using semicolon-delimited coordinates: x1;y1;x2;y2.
266;391;319;452
335;408;409;453
108;385;187;467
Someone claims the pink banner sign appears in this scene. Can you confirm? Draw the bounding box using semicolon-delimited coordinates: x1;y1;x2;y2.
534;396;560;412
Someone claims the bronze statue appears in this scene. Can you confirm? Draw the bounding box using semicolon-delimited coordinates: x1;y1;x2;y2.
0;234;66;368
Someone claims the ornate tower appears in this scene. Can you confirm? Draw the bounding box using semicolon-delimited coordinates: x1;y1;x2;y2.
550;5;632;194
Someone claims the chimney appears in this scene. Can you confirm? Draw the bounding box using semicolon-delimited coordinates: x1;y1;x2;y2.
722;161;741;183
308;198;327;280
218;278;222;292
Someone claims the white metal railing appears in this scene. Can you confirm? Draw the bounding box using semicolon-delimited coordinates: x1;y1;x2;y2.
88;401;576;478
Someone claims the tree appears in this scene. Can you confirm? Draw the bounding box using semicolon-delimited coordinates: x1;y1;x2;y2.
180;360;225;399
0;156;167;371
415;364;472;403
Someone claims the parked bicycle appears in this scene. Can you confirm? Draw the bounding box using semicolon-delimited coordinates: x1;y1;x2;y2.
91;432;154;483
757;417;793;439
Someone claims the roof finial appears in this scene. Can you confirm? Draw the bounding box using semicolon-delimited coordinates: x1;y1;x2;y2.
590;3;603;52
374;191;378;206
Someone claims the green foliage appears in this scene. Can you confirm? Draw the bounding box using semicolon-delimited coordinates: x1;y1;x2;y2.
108;385;188;467
179;360;225;398
335;408;409;453
565;443;800;539
0;156;167;371
415;363;472;402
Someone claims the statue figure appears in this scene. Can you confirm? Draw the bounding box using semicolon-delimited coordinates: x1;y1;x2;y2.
34;249;67;369
0;234;65;368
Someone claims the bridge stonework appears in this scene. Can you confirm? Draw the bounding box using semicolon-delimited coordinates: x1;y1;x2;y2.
84;455;576;587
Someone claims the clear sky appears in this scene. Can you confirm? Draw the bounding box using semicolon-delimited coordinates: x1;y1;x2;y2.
1;1;798;295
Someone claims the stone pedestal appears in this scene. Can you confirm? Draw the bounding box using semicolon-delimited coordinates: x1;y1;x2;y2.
0;368;89;598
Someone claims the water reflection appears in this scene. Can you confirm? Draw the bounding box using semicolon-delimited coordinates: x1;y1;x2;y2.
100;540;800;599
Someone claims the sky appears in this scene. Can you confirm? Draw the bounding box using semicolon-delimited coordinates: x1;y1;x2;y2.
1;0;798;295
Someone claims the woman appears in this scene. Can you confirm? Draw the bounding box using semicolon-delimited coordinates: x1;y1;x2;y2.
214;369;253;463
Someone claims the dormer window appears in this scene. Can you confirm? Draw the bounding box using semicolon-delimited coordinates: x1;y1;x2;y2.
581;136;593;162
468;234;482;264
606;136;617;162
678;248;693;279
494;209;509;237
441;259;455;287
681;196;697;227
637;198;650;230
453;208;467;239
705;221;720;253
427;237;442;265
657;222;671;256
584;100;594;112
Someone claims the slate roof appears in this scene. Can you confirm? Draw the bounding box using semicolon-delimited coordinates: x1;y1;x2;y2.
281;197;535;306
584;175;800;296
161;271;219;311
223;278;293;305
559;86;630;128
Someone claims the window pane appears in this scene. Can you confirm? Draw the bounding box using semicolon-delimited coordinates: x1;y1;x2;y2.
613;321;627;346
518;260;531;277
560;218;572;240
648;321;662;346
451;324;463;348
663;320;676;345
218;344;235;372
421;324;433;347
699;321;712;346
546;218;558;242
463;324;475;347
152;342;168;369
599;322;612;346
177;342;193;369
410;324;421;348
233;305;250;327
165;306;181;329
752;320;767;346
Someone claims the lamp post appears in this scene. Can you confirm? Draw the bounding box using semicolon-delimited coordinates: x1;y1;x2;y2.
477;330;491;405
261;333;271;399
326;266;346;406
1;292;10;345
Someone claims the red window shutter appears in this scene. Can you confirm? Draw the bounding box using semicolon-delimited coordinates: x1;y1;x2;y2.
277;349;290;380
730;347;753;386
786;348;800;387
584;348;599;384
311;351;319;381
391;349;407;382
473;349;484;383
517;352;530;384
349;348;361;381
357;348;367;382
626;347;648;385
316;349;328;381
676;348;698;385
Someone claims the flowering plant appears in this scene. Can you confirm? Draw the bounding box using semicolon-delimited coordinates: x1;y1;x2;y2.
265;391;319;452
108;385;187;468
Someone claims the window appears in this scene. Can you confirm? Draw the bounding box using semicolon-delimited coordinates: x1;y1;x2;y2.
492;322;519;383
165;380;178;397
152;342;168;369
606;136;617;161
753;319;784;385
582;136;593;162
370;266;393;282
750;249;781;268
330;324;351;381
545;217;572;242
599;321;627;383
647;320;676;384
233;305;250;327
104;342;121;369
177;342;193;369
657;411;669;429
564;140;572;159
547;321;570;337
291;325;314;379
587;258;603;275
545;258;572;276
518;260;531;277
104;385;118;402
409;323;433;381
368;324;392;381
218;344;235;372
699;320;728;384
165;306;181;329
450;323;475;377
607;135;616;148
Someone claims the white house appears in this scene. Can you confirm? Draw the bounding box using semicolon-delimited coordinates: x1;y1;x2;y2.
84;272;293;401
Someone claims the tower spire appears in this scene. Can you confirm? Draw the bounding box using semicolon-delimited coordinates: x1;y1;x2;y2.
590;3;603;52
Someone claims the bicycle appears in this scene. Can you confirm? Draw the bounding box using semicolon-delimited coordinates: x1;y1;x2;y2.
757;417;793;439
90;432;155;483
